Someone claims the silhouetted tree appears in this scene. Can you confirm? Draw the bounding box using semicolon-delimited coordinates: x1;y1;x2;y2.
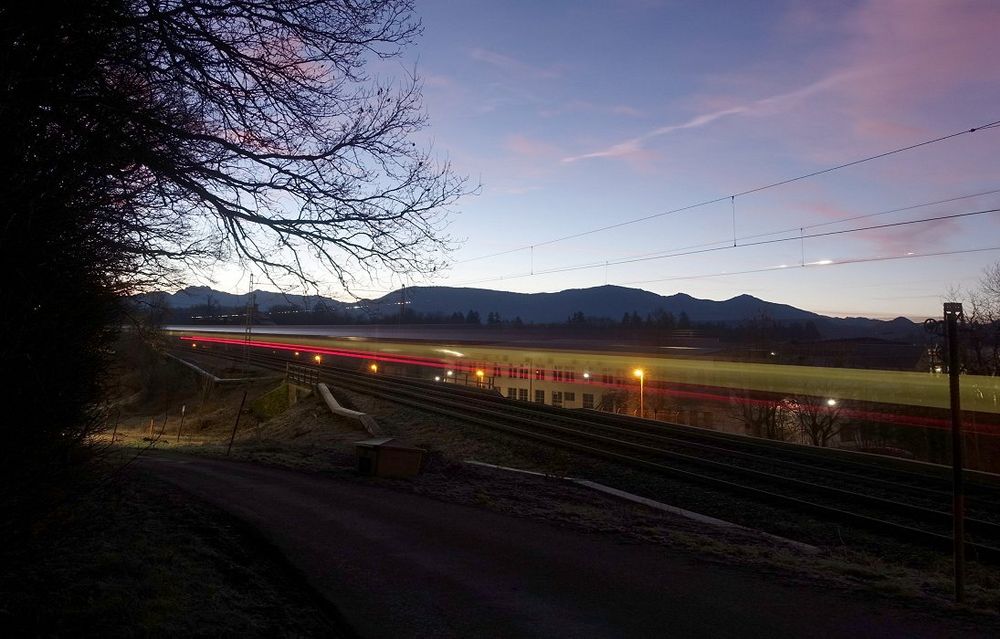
954;261;1000;375
1;1;466;519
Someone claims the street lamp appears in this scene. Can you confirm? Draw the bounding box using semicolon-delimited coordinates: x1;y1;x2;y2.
633;368;645;418
370;363;378;374
826;398;837;407
313;354;322;364
476;369;485;387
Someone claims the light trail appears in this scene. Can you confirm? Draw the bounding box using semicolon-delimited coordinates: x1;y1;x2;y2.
177;332;1000;434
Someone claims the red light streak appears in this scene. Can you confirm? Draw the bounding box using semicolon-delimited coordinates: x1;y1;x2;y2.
177;335;1000;436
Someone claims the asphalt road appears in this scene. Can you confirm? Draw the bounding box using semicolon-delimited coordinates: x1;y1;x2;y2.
138;454;991;638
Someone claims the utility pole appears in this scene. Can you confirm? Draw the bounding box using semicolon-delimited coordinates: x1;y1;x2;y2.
944;302;965;603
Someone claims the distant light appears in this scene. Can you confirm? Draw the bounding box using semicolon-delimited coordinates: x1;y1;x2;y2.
370;363;378;373
633;368;644;378
827;398;837;407
934;366;943;373
313;355;322;363
769;351;776;356
583;372;590;379
476;369;485;378
816;259;834;265
191;343;197;348
446;370;454;376
434;376;441;382
294;351;300;356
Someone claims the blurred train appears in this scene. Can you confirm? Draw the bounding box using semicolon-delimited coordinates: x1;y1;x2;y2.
167;325;1000;440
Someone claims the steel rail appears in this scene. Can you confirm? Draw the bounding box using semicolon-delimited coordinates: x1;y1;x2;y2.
172;346;1000;560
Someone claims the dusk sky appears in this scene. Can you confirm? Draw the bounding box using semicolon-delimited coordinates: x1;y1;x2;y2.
221;0;1000;319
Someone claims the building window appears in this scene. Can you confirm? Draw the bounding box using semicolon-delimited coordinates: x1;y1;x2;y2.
507;366;514;378
564;392;575;403
566;371;575;382
534;389;544;403
582;393;594;409
493;365;502;377
552;391;563;408
507;387;517;398
535;368;545;380
519;388;528;402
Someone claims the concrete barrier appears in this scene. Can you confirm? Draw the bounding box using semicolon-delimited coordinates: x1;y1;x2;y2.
317;383;382;436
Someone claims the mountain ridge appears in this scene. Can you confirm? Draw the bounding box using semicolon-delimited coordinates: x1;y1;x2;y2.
138;284;921;340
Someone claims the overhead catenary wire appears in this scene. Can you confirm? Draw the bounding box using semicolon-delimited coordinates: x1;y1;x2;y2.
622;244;1000;287
457;118;1000;264
446;204;1000;288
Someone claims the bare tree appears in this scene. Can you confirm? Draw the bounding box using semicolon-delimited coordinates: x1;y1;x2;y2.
788;395;843;447
960;261;1000;375
92;0;469;292
730;392;795;441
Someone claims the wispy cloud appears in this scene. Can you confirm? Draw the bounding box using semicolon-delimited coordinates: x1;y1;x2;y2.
562;72;857;163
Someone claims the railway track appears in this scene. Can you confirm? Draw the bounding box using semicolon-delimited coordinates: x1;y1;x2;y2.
173;344;1000;561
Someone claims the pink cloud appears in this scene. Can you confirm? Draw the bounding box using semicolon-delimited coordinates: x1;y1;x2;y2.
858;217;963;254
421;71;454;89
504;134;561;158
470;47;563;79
815;1;1000;146
567;1;1000;166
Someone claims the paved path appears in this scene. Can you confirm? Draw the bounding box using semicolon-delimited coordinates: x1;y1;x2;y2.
138;454;989;638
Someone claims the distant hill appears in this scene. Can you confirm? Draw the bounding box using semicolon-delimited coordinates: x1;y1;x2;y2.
136;286;347;313
370;285;818;324
139;284;920;340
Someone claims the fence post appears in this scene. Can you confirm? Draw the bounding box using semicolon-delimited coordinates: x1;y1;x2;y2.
227;390;248;456
176;405;186;443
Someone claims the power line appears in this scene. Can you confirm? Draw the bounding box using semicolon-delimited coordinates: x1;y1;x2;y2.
621;244;1000;287
457;118;1000;264
447;204;1000;287
565;187;1000;275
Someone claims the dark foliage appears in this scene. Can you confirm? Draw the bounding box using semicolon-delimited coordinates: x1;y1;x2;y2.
1;0;464;518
